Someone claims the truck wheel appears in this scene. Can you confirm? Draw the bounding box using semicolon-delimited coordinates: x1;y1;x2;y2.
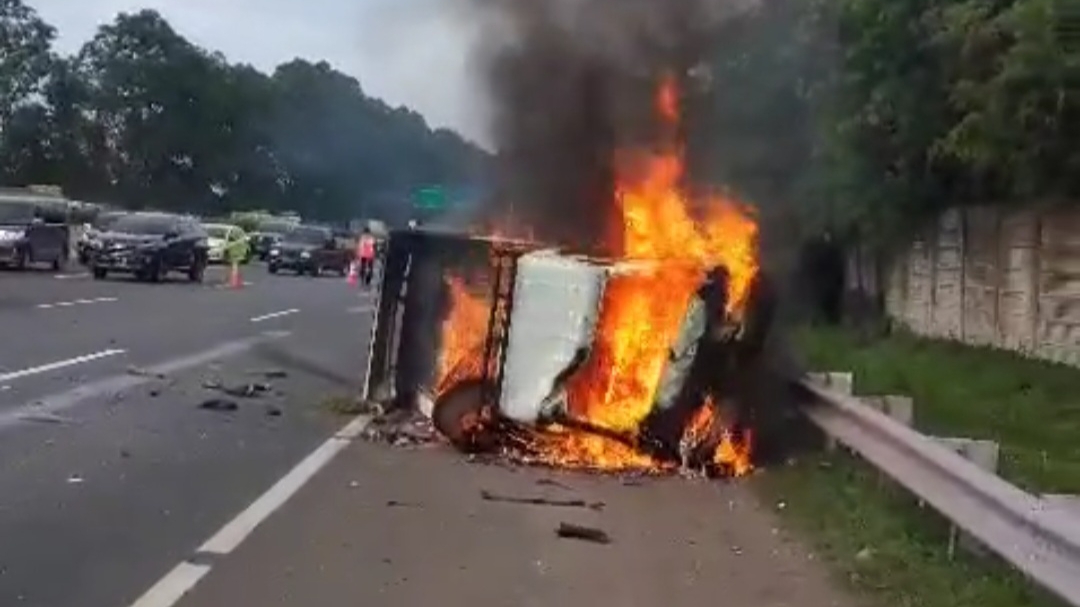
432;379;496;453
92;267;108;280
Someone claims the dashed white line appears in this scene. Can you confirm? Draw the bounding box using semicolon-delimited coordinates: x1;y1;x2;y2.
346;305;374;314
54;272;89;280
249;308;299;323
127;414;371;607
37;297;118;310
0;349;126;383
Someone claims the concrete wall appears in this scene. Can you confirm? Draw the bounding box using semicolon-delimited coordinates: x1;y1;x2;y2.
883;206;1080;366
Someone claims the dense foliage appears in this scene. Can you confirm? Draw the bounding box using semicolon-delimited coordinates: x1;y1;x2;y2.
0;5;487;223
695;0;1078;246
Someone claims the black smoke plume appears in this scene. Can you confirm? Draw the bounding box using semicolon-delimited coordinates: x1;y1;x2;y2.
469;0;743;254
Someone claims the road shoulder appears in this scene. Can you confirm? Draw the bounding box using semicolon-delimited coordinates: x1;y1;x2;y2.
170;439;859;607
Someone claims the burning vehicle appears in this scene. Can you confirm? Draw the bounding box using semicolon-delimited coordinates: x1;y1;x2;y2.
361;77;775;478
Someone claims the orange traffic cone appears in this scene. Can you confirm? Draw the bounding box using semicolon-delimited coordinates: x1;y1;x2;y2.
229;261;243;289
346;261;359;286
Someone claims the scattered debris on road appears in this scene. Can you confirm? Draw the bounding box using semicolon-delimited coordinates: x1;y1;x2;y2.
555;522;611;544
198;398;238;412
385;500;422;508
361;408;438;446
203;381;272;398
536;478;572;490
127;365;166;379
265;405;283;417
480;489;604;511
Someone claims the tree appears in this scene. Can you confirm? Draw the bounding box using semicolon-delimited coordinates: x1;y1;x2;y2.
0;0;54;126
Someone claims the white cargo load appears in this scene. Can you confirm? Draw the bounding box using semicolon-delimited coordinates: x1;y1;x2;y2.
498;250;608;423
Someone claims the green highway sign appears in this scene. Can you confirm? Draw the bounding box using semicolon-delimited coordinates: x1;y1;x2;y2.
412;186;446;209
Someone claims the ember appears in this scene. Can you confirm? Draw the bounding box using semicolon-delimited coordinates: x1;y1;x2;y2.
427;75;760;478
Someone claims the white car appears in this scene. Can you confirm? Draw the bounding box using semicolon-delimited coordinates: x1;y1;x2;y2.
201;223;249;264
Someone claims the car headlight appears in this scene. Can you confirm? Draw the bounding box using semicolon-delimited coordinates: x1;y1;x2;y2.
270;248;280;257
300;251;311;258
0;229;25;241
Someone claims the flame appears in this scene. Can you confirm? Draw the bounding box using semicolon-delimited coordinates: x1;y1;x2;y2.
432;74;758;477
680;398;755;476
434;275;489;398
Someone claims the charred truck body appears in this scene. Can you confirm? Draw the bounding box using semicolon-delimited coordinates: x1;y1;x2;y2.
362;228;774;473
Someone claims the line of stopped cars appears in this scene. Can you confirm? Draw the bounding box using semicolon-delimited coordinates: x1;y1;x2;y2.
77;211;359;282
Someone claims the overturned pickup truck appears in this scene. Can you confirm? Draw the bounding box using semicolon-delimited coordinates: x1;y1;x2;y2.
361;228;775;472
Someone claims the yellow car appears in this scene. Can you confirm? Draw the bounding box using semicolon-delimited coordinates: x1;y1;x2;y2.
202;223;251;264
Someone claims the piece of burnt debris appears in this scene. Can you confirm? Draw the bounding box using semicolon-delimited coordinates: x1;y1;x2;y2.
480;489;605;511
555;523;612;544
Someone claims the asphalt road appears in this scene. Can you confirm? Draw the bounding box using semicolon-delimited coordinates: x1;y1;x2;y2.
0;262;374;607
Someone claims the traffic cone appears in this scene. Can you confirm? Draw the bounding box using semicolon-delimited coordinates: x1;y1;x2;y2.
346;261;359;286
229;261;243;289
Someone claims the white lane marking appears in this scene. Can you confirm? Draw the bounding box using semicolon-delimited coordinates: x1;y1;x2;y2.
0;332;290;430
0;349;125;383
37;296;118;310
346;305;374;314
54;272;89;280
128;414;371;607
249;308;299;323
127;562;211;607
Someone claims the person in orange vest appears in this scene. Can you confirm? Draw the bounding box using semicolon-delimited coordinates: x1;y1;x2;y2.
356;228;377;286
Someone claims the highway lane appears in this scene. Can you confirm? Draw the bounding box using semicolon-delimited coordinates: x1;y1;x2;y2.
0;262;376;607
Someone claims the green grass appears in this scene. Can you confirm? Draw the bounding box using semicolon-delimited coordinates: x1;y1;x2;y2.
752;324;1080;607
793;325;1080;493
755;452;1066;607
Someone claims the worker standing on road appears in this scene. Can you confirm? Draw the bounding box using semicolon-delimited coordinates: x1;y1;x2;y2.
357;228;376;287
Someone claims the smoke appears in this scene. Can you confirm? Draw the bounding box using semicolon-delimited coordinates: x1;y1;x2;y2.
467;0;741;253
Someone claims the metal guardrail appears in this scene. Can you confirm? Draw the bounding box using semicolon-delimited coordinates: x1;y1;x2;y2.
801;379;1080;606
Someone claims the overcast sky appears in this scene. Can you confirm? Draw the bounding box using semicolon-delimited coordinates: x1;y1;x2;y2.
28;0;491;145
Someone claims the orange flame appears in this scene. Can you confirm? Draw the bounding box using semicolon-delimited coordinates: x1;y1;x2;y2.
434;276;489;398
432;74;758;476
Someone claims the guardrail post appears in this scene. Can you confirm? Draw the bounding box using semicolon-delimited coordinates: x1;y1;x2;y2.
932;437;1001;559
806;372;853;451
860;395;914;426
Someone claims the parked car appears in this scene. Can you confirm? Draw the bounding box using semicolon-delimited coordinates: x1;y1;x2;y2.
89;212;209;282
0;199;69;271
267;225;352;276
202;222;251;264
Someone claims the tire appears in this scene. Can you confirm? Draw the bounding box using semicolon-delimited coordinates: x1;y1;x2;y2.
188;258;206;283
52;248;67;272
92;267;108;280
14;247;29;271
432;379;496;453
267;263;278;274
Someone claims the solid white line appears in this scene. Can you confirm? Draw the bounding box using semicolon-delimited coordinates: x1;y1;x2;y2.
127;413;372;607
127;562;211;607
249;308;299;323
0;349;125;383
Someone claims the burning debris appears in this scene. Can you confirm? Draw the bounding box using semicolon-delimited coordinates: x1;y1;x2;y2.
361;75;771;480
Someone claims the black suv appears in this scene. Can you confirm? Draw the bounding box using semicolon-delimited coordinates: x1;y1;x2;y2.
267;225;352;276
90;212;209;282
0;199;70;271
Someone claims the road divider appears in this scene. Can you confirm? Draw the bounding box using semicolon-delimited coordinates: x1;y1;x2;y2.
249;309;299;323
37;297;118;310
0;349;126;383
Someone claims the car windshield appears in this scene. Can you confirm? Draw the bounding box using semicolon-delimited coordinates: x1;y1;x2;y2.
110;215;178;235
0;201;35;223
285;227;329;245
204;225;230;239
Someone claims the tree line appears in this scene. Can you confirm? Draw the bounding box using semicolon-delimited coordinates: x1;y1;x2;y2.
694;0;1077;248
0;1;488;223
